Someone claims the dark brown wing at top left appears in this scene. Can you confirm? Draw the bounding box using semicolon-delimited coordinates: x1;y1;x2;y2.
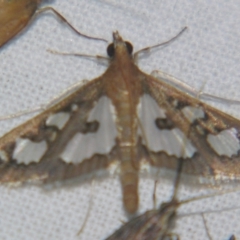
0;0;41;48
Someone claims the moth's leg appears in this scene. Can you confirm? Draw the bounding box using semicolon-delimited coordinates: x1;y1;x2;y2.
77;179;96;236
200;205;240;240
201;212;213;240
47;49;109;65
152;180;158;209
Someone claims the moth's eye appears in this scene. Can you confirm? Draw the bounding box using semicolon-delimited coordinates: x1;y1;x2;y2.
125;41;133;55
107;43;115;57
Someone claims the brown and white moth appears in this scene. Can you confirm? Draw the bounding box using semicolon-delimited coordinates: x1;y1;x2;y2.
0;31;240;214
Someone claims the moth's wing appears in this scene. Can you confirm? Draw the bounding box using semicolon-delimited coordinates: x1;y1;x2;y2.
105;203;174;240
0;77;119;184
139;74;240;185
105;210;159;240
0;0;39;48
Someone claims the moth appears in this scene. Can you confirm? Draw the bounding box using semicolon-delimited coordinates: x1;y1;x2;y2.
1;30;240;215
0;0;106;48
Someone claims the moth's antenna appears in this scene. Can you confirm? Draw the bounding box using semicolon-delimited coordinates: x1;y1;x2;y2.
35;7;108;43
134;26;187;60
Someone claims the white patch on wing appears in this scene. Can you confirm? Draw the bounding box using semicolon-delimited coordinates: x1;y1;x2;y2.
138;94;196;158
0;150;9;162
182;106;204;123
61;96;117;164
46;112;70;130
207;128;240;157
13;138;47;164
138;94;166;120
71;104;78;112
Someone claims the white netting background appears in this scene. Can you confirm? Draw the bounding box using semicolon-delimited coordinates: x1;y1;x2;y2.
0;0;240;239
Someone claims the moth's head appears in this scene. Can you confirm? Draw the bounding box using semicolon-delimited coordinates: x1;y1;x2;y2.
107;31;133;58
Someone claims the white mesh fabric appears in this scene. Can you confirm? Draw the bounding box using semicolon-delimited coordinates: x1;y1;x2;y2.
0;0;240;239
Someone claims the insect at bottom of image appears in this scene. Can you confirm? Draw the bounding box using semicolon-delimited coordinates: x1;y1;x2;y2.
1;14;240;239
104;157;240;240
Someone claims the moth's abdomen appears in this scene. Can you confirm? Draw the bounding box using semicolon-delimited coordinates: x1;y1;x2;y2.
120;146;139;214
115;107;140;214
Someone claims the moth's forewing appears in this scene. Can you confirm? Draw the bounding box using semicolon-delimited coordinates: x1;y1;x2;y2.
140;72;240;185
0;76;119;184
0;0;41;48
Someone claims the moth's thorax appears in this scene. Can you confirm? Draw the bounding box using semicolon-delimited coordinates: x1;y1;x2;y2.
104;44;143;144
